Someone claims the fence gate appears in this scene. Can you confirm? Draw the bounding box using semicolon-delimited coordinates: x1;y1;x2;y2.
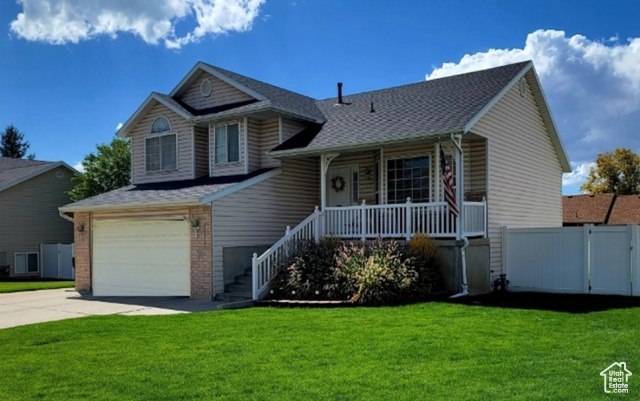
590;226;633;296
504;224;639;296
41;243;74;280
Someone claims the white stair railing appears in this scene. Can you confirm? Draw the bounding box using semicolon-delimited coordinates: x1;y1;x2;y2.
252;206;322;300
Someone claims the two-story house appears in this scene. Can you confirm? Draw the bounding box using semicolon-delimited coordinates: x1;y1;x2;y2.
60;61;571;301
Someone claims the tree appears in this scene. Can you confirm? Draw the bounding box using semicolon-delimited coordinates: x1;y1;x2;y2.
68;138;131;201
1;125;35;159
581;148;640;195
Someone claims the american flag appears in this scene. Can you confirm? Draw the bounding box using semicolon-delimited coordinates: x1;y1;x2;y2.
440;148;459;216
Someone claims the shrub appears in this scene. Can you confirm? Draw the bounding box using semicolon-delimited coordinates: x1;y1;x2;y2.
268;236;441;305
408;234;442;299
350;239;417;306
324;242;365;300
269;238;340;300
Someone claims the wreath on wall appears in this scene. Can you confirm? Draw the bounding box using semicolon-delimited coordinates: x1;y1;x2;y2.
330;175;346;192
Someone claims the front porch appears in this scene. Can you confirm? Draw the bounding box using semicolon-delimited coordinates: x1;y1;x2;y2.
252;135;489;299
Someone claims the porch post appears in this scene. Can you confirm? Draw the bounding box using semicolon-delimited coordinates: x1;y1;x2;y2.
320;153;340;211
320;154;327;211
434;142;441;202
452;134;464;240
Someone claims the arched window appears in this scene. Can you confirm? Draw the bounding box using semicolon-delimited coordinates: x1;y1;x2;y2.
146;116;176;172
151;116;171;133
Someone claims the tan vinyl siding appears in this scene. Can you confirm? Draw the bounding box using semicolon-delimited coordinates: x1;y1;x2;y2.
465;139;488;195
209;119;246;177
280;118;307;142
247;118;261;172
131;103;194;184
211;158;319;294
259;118;281;169
194;126;209;178
180;72;254;111
471;79;563;280
0;168;74;276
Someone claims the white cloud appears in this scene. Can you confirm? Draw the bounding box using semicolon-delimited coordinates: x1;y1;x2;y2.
115;122;124;131
426;29;640;190
562;162;595;187
10;0;265;49
72;161;85;173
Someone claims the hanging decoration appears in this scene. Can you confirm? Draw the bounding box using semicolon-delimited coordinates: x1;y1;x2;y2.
330;175;346;192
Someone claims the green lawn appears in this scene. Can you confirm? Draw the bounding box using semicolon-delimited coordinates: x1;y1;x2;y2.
0;280;75;293
0;295;638;400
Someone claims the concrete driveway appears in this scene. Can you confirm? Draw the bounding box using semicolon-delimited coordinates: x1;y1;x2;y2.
0;288;240;329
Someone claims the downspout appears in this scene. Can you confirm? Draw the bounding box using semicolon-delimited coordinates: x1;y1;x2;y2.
59;210;74;223
449;132;469;298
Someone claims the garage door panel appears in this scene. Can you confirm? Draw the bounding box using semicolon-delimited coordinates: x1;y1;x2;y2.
93;220;190;296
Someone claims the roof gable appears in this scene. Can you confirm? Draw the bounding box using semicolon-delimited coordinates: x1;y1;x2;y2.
175;70;257;112
117;93;193;138
0;158;76;193
466;63;570;172
172;62;325;123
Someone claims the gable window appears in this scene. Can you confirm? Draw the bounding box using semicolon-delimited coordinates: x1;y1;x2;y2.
386;156;430;204
15;252;38;274
146;117;177;172
215;124;240;164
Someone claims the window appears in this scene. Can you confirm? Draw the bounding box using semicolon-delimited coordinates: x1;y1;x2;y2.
352;169;359;203
146;134;177;171
15;252;38;274
215;124;240;164
151;116;171;133
386;156;430;204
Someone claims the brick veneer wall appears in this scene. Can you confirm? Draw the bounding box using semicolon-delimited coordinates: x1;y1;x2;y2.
189;205;213;299
73;212;92;293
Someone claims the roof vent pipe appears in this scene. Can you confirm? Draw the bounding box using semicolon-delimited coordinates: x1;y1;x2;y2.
337;82;343;104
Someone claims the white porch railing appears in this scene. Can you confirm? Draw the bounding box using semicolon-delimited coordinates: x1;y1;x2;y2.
252;206;322;300
251;199;486;300
324;199;486;240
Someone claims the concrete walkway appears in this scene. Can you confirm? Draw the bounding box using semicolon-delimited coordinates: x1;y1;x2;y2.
0;288;244;329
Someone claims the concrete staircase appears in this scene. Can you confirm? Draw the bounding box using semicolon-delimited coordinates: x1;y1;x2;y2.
214;266;254;308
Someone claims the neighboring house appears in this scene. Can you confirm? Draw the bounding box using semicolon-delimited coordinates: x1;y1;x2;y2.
0;158;76;277
562;193;615;226
563;194;640;226
60;60;571;300
607;195;640;225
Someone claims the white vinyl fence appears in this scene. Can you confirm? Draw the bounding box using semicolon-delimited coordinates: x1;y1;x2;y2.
504;224;639;296
41;243;75;280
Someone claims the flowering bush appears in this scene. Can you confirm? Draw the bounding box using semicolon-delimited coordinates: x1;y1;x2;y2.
268;236;442;305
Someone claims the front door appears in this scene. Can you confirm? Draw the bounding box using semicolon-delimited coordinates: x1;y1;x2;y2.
327;165;356;207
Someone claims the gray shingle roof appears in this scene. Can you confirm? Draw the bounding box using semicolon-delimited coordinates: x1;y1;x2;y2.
272;61;531;154
61;169;274;211
202;63;326;123
0;158;63;192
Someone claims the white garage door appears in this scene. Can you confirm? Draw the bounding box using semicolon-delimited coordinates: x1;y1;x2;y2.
93;219;190;296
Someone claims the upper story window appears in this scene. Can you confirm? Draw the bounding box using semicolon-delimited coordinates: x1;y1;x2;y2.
215;123;240;164
146;116;177;172
151;116;171;133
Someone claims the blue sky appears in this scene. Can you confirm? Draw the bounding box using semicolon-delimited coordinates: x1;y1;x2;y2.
1;0;639;194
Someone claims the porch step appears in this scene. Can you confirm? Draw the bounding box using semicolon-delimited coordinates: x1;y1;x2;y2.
215;292;253;302
214;267;253;302
226;283;252;293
